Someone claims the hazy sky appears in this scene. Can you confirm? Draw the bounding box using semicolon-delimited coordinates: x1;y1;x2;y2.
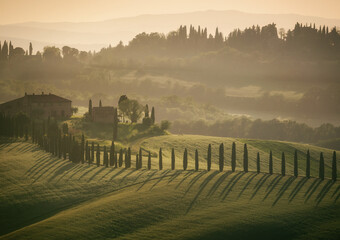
0;0;339;24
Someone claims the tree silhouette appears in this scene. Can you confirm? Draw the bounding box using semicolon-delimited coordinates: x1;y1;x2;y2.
88;99;92;119
219;143;224;172
207;144;211;171
151;107;155;124
195;149;199;171
231;142;236;172
29;42;33;56
148;151;151;170
269;150;273;174
294;150;298;177
243;144;248;172
159;148;163;170
256;152;260;173
281;152;286;176
171;148;175;170
96;144;100;167
183;148;188;170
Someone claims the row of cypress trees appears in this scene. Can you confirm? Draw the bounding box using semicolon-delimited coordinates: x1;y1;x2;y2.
0;114;337;181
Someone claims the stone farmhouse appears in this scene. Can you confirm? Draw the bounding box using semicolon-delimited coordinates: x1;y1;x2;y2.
0;92;72;119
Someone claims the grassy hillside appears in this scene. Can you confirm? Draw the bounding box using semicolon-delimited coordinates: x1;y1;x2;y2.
0;137;339;239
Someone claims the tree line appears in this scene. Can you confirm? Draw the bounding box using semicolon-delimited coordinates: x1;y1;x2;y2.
0;112;337;181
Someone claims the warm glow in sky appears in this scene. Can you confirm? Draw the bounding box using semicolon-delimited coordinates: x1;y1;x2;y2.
0;0;339;24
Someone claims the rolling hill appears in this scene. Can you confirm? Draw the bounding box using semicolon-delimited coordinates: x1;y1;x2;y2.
0;136;339;239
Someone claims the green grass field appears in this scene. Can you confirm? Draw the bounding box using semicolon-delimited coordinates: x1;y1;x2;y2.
0;137;339;239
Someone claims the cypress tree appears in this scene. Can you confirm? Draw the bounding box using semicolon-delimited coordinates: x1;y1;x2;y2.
256;152;260;173
306;149;310;178
139;148;142;169
243;144;248;172
119;149;123;167
96;144;100;167
151;107;155;124
159;148;163;170
136;154;139;169
207;144;211;171
269;150;273;174
110;141;114;166
332;151;337;181
104;146;108;167
148;151;151;170
294;150;298;177
99;100;102;107
124;152;128;168
91;142;94;163
171;148;175;170
219;143;224;172
145;104;149;118
127;147;131;168
183;148;188;170
319;152;324;180
195;149;199;171
29;42;33;56
281;152;286;176
88;99;92;119
231;142;236;172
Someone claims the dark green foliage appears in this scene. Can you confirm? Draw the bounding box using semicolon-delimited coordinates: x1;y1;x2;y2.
139;148;142;169
332;151;337;181
119;149;123;167
148;151;151;170
256;152;260;173
269;150;273;174
231;142;236;172
142;117;152;127
319;152;324;180
88;99;92;119
294;150;298;177
171;148;175;170
281;152;286;176
243;143;248;172
96;144;100;167
219;143;224;172
151;107;155;124
91;142;94;163
136;154;139;169
110;142;114;166
62;123;68;135
306;149;311;178
183;148;188;170
99;100;102;107
159;148;163;170
207;144;211;171
127;147;131;168
145;104;149;118
195;149;199;171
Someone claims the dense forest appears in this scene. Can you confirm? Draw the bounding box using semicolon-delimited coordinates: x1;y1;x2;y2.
0;22;339;143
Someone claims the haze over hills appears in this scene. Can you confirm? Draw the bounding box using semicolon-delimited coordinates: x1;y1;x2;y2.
1;10;340;51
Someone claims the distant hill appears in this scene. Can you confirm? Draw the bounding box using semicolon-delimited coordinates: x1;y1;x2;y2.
1;10;340;51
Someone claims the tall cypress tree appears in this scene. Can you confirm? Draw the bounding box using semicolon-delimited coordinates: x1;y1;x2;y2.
29;42;33;56
99;100;102;107
195;149;199;171
183;148;188;170
127;147;131;168
243;144;248;172
207;144;211;171
294;150;298;177
110;142;114;166
332;151;337;181
151;107;155;124
88;99;92;119
219;143;224;172
91;142;94;163
104;146;108;167
306;149;311;178
119;149;123;167
159;148;163;170
256;152;260;173
136;154;139;169
281;152;286;176
96;144;100;167
269;150;273;174
148;151;151;170
171;148;175;170
124;152;128;168
145;104;149;118
319;152;324;180
231;142;236;172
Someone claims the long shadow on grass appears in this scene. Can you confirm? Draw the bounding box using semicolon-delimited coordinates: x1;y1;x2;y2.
168;170;183;184
305;179;323;203
86;166;107;182
288;177;308;203
262;175;282;201
31;158;68;183
28;154;61;177
47;162;77;182
186;171;219;213
136;170;158;191
331;185;340;198
206;171;232;197
149;170;171;190
250;174;271;200
6;142;24;152
220;172;245;200
184;171;208;196
237;172;258;199
272;176;295;206
25;155;51;176
315;180;335;206
175;170;196;189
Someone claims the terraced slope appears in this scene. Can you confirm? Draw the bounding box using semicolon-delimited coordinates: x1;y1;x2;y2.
0;138;339;240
